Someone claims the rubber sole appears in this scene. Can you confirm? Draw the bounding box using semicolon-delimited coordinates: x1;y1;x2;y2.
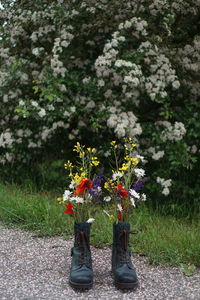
69;280;93;290
114;280;139;290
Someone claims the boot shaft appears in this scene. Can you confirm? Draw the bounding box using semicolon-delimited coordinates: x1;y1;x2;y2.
70;222;93;289
72;222;92;268
112;222;132;269
74;222;91;247
113;222;131;247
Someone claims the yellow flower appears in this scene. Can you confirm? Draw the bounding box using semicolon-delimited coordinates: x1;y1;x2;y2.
109;215;115;222
64;160;73;169
124;156;139;165
87;147;96;153
73;142;81;152
79;150;85;158
104;179;115;190
81;172;86;177
110;141;117;148
56;197;64;204
92;156;98;160
130;157;139;165
73;173;82;184
91;160;100;166
104;182;109;189
119;161;131;171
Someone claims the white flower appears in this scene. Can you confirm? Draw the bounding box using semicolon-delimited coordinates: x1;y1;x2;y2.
69;180;76;189
141;193;147;201
164;179;172;188
129;189;140;199
98;79;105;87
124;20;132;29
152;151;165;160
82;77;91;84
136;154;145;162
19;100;25;106
130;197;136;207
31;101;38;107
86;218;95;223
61;40;69;48
157;177;164;184
162;187;170;196
172;80;180;89
112;172;123;181
86;100;95;109
63;190;72;201
38;108;46;117
134;168;145;178
104;196;111;202
117;204;123;212
70;196;84;203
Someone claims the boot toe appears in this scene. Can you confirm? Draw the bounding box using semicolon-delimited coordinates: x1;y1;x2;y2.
70;266;93;285
115;266;138;284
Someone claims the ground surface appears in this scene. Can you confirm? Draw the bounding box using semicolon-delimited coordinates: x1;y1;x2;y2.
0;224;199;300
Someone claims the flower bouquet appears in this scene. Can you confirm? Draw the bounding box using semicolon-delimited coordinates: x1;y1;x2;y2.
103;138;146;223
57;142;102;223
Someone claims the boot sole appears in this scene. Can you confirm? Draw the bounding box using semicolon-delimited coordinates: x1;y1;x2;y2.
69;280;93;290
115;280;139;290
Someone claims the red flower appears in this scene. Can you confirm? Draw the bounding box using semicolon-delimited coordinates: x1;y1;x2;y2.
74;178;93;195
116;184;128;198
117;212;123;221
64;203;74;214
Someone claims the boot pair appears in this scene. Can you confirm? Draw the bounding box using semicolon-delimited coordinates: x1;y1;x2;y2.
69;222;138;290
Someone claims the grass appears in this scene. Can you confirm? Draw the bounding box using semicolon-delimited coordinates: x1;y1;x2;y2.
0;183;199;267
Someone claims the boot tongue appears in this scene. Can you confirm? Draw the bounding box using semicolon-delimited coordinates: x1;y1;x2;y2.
74;222;91;250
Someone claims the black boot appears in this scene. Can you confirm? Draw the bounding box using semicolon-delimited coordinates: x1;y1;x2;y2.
112;222;138;289
69;222;93;289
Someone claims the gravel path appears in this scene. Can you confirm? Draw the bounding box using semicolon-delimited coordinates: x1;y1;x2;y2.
0;225;199;300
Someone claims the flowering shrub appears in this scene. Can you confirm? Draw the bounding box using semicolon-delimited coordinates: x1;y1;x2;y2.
0;0;200;216
57;142;101;222
103;139;146;223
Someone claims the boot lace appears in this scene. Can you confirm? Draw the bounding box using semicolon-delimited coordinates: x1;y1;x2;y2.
119;229;134;263
75;231;90;265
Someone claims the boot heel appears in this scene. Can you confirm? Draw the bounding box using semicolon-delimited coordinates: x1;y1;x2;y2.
69;280;93;290
115;280;139;290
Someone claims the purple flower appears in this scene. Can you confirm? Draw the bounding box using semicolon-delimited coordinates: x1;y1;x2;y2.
89;173;105;202
132;180;144;191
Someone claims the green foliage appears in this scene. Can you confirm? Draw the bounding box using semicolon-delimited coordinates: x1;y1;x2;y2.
180;264;197;277
0;0;200;218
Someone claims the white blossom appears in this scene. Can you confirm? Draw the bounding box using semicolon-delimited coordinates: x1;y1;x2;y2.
117;204;123;212
129;189;140;199
63;190;72;201
86;218;95;223
104;196;111;202
134;168;145;178
112;172;123;181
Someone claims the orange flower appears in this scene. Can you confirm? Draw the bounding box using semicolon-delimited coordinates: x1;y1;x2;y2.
74;178;92;195
116;184;128;198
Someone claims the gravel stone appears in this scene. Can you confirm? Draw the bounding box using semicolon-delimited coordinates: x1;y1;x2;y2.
0;225;199;300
